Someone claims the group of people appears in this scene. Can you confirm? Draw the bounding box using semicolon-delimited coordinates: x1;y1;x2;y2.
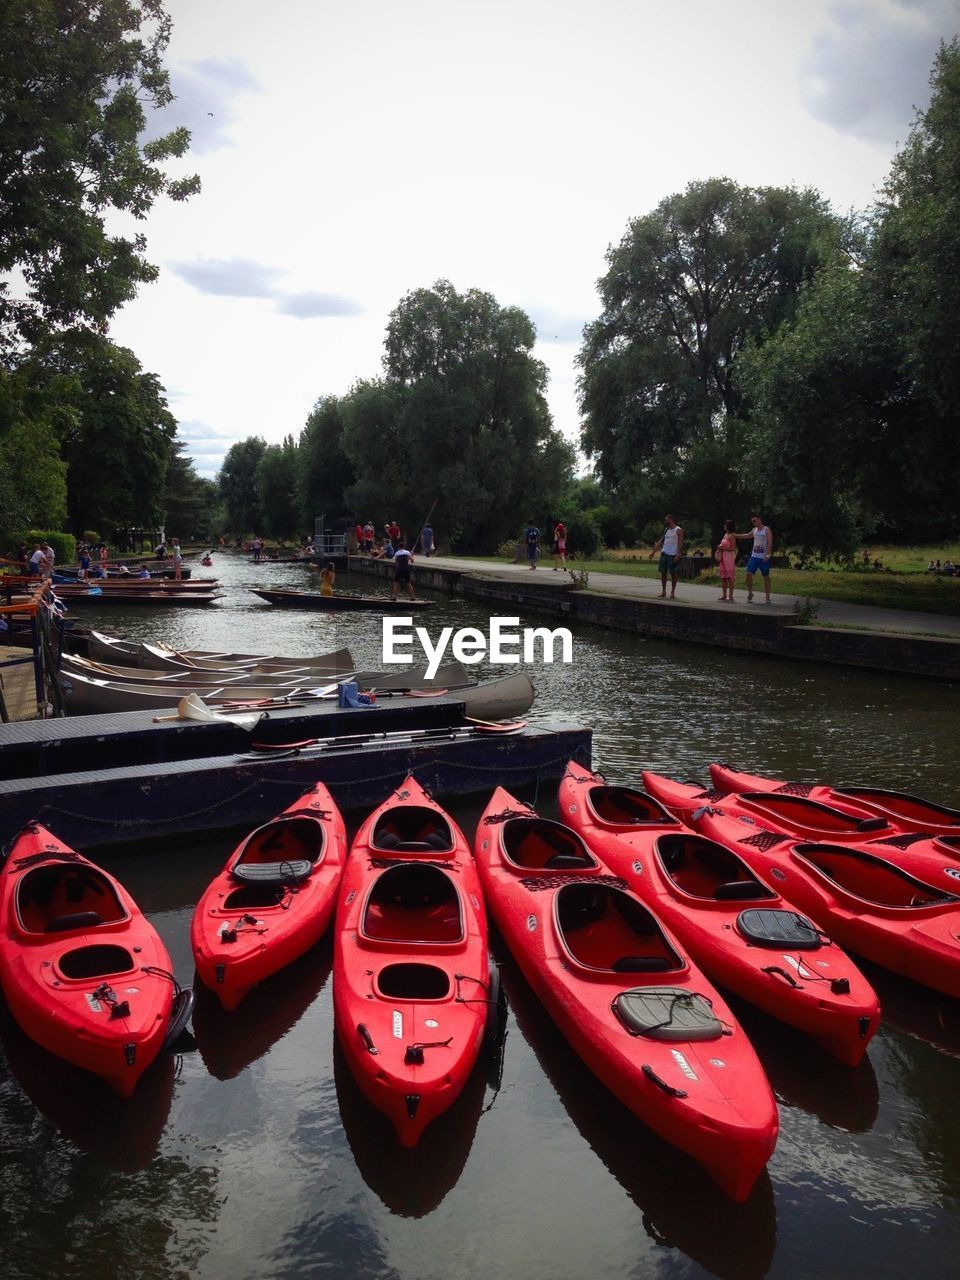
354;519;435;562
523;520;568;570
651;514;774;603
318;539;416;601
927;559;957;576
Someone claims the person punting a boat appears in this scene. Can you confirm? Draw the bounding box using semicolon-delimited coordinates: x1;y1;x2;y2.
391;539;415;601
319;562;336;597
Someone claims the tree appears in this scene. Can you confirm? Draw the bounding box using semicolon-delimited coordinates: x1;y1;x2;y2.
0;360;69;539
738;41;960;550
577;179;848;537
53;333;177;533
218;437;267;535
299;396;357;525
369;280;573;548
0;0;199;352
257;435;302;538
162;440;219;543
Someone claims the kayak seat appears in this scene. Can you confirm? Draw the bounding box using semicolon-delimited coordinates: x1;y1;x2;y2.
373;808;454;854
231;860;312;886
545;853;594;869
45;910;104;933
713;880;771;901
504;819;596;871
736;908;822;950
613;987;724;1041
612;955;675;973
855;817;889;832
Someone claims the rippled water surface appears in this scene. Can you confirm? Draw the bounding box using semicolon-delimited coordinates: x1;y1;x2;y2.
2;552;960;1279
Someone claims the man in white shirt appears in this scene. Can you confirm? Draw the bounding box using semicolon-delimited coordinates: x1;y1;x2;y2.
649;514;684;598
736;514;774;603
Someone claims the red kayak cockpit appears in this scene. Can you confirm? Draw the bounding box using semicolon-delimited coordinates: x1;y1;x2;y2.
791;843;960;910
554;883;684;975
361;864;464;946
500;818;599;872
585;785;680;831
739;792;891;836
372;807;456;855
15;863;127;936
226;815;328;907
654;834;777;903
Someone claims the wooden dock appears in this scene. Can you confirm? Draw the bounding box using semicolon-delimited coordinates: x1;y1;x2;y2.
0;697;591;851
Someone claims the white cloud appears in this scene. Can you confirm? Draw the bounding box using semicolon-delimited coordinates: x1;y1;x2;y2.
801;0;960;143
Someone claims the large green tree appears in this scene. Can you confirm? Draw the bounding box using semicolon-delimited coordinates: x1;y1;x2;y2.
52;333;178;533
257;435;303;539
218;436;267;535
162;440;219;543
577;179;848;536
738;40;960;550
367;280;573;548
0;0;198;351
298;395;357;526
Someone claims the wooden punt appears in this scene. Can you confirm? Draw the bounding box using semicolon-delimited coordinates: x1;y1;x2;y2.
251;588;436;611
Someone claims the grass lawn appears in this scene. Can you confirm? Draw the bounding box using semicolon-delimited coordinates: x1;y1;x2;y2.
457;548;960;616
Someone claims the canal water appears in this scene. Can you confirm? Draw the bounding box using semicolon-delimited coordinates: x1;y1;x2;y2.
2;552;959;1279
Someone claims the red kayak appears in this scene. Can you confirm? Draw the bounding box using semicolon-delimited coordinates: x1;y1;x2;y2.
696;807;960;998
710;762;960;836
560;762;879;1066
476;785;778;1201
0;824;193;1096
643;771;960;896
192;782;346;1010
333;775;492;1146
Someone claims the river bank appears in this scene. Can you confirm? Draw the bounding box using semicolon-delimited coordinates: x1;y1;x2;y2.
350;554;960;681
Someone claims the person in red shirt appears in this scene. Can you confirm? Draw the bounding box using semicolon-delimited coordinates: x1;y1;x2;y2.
552;521;567;570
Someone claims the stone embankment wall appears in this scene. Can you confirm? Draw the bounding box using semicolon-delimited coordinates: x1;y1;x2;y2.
351;558;960;681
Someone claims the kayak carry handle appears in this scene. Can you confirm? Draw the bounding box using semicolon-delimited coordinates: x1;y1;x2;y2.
357;1023;379;1055
642;1064;688;1099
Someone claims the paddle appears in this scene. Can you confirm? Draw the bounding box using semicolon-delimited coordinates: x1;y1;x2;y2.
244;719;527;758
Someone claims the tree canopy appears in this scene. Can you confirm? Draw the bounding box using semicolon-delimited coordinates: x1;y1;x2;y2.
578;178;846;486
218;436;267;535
738;39;960;550
283;282;574;550
0;0;198;352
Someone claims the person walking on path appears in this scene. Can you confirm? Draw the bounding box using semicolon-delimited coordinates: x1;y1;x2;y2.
716;519;738;602
391;539;416;600
552;520;567;570
736;514;773;603
524;520;541;569
649;515;684;598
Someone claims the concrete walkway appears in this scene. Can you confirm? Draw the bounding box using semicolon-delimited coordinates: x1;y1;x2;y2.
420;555;960;639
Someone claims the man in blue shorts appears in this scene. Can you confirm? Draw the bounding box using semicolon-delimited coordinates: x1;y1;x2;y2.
736;514;773;602
524;520;540;569
649;514;683;598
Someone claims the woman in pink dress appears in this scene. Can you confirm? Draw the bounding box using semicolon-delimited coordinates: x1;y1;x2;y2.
717;518;737;601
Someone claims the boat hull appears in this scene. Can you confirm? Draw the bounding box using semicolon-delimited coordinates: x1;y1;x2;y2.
559;762;879;1066
333;776;489;1145
0;825;184;1096
191;783;346;1009
476;785;778;1201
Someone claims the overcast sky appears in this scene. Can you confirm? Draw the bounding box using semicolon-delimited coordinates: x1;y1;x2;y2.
110;0;960;478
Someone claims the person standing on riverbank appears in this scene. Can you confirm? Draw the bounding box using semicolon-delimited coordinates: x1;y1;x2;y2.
525;520;540;569
552;520;567;570
649;515;683;598
736;514;773;603
716;518;738;602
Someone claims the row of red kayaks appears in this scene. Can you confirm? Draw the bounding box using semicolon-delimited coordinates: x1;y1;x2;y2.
2;763;959;1203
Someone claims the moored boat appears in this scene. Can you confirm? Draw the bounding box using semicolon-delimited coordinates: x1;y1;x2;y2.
251;587;436;611
641;771;960;895
695;807;960;999
0;824;193;1096
85;631;353;671
192;783;346;1010
475;785;779;1201
710;762;960;837
559;761;880;1066
333;776;493;1145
